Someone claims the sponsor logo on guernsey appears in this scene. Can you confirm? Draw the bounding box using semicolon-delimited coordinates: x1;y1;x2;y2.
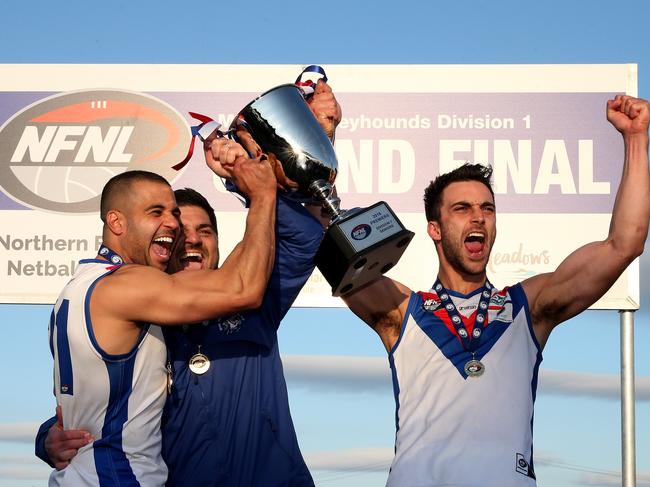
458;303;477;312
515;453;537;479
0;90;190;213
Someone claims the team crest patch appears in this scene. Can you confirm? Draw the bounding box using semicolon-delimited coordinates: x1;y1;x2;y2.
488;290;514;323
490;293;507;307
216;313;244;334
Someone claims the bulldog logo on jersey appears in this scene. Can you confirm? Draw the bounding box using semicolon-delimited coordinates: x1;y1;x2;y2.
488;290;514;324
217;313;244;334
490;293;507;307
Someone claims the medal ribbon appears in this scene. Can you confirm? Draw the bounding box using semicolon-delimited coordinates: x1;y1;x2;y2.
97;244;124;266
432;278;492;354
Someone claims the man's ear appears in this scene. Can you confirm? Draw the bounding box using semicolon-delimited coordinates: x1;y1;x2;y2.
427;220;441;242
106;210;126;236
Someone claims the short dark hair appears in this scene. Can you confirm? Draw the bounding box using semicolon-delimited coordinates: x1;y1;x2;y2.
100;170;170;222
423;163;494;221
174;187;218;234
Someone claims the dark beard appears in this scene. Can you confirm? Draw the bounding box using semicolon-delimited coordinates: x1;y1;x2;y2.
439;233;488;279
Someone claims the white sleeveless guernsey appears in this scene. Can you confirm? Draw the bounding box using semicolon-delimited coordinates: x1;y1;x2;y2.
48;259;168;487
387;283;542;487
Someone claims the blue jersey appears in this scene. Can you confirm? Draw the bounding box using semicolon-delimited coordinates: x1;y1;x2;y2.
37;195;324;487
161;195;323;487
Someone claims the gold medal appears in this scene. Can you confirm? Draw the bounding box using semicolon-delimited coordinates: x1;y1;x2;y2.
189;348;210;375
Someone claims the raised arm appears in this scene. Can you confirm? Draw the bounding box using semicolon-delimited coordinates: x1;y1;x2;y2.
343;276;412;352
202;78;342;322
95;156;277;328
525;95;650;348
268;196;325;322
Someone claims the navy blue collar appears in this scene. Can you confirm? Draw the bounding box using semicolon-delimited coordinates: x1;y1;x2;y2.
97;244;124;265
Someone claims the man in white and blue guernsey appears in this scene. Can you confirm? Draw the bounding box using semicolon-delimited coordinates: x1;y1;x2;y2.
37;80;341;486
41;158;278;487
344;94;650;486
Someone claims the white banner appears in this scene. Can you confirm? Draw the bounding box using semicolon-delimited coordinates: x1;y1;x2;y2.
0;64;639;309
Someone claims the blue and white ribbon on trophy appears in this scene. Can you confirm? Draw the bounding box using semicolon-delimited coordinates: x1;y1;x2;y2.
294;64;328;96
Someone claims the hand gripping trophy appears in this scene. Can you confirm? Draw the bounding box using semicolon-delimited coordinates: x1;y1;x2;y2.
198;67;415;296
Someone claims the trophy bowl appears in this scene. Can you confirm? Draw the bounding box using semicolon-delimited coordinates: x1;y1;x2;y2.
230;84;338;199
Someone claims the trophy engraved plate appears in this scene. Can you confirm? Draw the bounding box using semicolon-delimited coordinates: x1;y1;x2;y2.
339;203;404;252
315;202;414;297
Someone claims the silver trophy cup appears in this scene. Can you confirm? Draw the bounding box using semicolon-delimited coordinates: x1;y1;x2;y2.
230;84;339;209
232;84;414;296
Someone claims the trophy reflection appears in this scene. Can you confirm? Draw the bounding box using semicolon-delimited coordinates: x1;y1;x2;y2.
231;84;414;296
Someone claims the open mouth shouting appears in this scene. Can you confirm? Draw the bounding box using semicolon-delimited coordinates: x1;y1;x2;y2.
464;231;486;258
179;250;206;271
151;235;175;265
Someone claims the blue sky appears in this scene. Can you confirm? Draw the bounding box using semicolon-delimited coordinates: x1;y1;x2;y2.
1;1;650;486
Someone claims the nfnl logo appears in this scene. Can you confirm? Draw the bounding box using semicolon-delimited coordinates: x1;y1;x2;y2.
0;90;191;213
350;224;371;241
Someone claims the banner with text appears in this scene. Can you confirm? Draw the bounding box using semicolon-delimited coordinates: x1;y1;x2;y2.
0;64;639;308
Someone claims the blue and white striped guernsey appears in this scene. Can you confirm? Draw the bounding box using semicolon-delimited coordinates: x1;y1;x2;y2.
49;259;168;487
387;283;542;487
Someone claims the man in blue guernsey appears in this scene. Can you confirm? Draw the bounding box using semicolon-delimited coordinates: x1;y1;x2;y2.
343;95;650;486
162;185;326;487
37;80;341;487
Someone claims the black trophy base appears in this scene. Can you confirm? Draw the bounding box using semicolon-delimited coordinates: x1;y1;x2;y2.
315;201;414;297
